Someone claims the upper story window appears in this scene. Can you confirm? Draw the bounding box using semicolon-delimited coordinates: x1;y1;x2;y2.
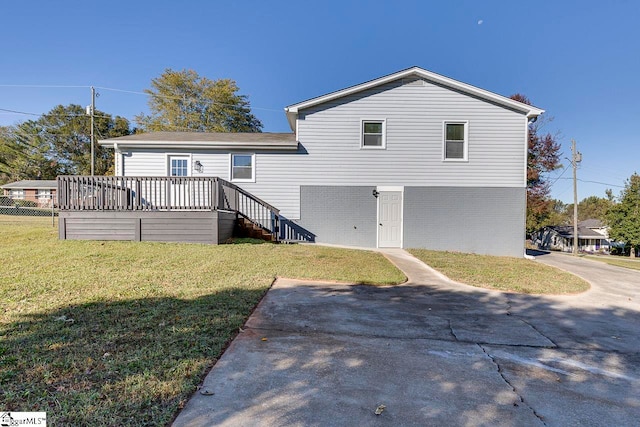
443;121;468;161
231;153;255;182
361;120;386;149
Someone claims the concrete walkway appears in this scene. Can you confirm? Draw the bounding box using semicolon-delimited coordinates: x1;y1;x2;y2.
173;249;640;426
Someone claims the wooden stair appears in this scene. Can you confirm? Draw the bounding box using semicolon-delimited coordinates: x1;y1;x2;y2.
235;217;276;242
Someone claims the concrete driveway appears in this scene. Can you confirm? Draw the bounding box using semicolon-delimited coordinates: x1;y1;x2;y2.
174;250;640;426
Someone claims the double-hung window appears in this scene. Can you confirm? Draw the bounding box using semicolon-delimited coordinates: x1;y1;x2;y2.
231;153;255;182
361;120;386;149
443;121;468;161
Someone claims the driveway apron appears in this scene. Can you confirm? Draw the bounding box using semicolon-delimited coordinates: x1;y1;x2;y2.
173;249;640;427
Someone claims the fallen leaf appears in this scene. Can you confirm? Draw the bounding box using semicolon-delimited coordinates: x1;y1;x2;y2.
54;315;75;323
261;337;268;341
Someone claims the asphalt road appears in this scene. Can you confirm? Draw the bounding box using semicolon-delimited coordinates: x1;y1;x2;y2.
174;249;640;427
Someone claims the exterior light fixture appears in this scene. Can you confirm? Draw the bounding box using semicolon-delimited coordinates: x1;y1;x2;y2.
193;160;204;173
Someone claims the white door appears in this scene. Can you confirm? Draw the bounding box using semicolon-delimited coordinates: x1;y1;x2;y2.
168;156;190;208
378;191;402;248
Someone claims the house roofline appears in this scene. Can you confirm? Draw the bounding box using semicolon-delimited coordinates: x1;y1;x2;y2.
98;132;298;151
284;66;545;131
99;140;299;151
1;180;58;190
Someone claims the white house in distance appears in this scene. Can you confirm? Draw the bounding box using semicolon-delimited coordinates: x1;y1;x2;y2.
1;180;57;207
534;219;611;253
68;66;543;257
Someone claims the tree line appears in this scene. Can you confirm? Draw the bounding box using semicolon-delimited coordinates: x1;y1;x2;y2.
0;69;261;181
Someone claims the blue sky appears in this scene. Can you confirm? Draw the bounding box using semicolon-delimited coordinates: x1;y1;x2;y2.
1;0;638;203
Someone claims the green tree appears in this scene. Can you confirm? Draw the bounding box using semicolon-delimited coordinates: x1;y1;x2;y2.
606;173;640;258
37;104;131;175
0;123;59;183
510;94;562;234
546;199;571;225
0;105;131;181
567;196;613;222
136;69;263;133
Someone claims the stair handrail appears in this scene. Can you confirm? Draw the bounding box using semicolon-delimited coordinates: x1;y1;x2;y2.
215;178;280;214
216;178;280;240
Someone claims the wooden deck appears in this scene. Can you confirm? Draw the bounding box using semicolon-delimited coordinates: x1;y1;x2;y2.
57;176;279;244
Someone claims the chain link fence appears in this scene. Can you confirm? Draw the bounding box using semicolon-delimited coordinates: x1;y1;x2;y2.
0;193;58;225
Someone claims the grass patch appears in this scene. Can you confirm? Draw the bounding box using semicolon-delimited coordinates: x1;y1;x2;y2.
0;215;404;425
408;249;590;294
584;255;640;271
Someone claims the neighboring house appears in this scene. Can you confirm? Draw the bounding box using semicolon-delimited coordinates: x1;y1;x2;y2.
1;180;57;207
60;66;543;256
534;219;611;253
579;218;610;240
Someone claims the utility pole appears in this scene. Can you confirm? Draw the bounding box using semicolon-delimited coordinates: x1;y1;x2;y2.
571;139;582;255
90;86;96;176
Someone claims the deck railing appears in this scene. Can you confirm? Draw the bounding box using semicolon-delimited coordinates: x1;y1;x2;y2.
57;176;280;238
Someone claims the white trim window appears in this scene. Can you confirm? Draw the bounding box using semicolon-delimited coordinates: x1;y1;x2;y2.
10;189;24;199
361;119;386;149
230;153;255;182
443;121;468;161
37;189;52;199
168;155;190;177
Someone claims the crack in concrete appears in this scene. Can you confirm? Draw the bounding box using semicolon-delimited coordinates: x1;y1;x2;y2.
505;299;513;316
478;344;547;426
448;319;459;341
244;325;561;350
517;317;558;348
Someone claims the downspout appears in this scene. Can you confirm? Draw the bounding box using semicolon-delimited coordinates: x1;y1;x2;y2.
523;116;535;259
114;143;120;176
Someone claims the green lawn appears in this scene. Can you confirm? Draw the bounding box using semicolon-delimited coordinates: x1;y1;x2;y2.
408;249;590;294
0;216;404;426
584;254;640;271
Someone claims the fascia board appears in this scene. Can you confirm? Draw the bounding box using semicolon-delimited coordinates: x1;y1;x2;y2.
98;140;298;151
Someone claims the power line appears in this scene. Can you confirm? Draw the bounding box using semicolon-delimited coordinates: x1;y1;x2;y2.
0;107;117;120
0;84;89;88
555;177;625;188
1;83;284;128
548;165;570;186
95;85;282;112
0;107;41;117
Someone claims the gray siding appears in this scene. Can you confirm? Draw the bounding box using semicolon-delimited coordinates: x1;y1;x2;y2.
120;77;528;221
299;186;377;247
141;214;216;243
63;216;137;241
297;185;525;256
217;211;236;243
59;211;233;244
403;187;526;257
296;79;527;192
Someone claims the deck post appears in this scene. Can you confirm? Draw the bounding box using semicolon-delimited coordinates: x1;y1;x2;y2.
59;216;66;240
135;218;141;241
